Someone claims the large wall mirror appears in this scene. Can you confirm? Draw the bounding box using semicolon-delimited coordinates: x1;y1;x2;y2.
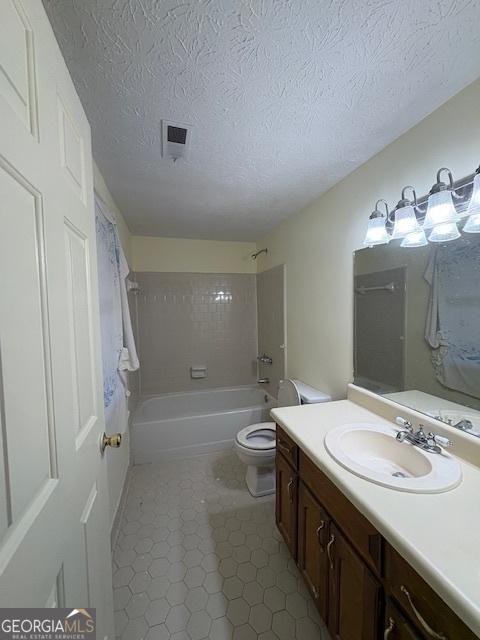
353;234;480;439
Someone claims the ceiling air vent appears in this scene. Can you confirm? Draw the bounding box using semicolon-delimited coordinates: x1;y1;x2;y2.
162;120;191;161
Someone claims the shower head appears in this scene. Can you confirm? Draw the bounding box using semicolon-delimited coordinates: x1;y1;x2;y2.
251;248;268;260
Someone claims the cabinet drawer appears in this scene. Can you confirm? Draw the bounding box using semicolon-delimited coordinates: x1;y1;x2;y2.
299;450;383;576
385;544;478;640
276;425;298;469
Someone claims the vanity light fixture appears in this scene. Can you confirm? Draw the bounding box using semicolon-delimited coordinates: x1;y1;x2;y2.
363;200;390;247
362;163;480;249
463;168;480;233
391;186;421;239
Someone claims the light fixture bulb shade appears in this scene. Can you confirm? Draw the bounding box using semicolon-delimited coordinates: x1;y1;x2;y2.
466;173;480;215
427;222;460;243
463;213;480;233
391;205;419;239
363;216;389;246
400;229;428;248
464;173;480;233
423;190;458;229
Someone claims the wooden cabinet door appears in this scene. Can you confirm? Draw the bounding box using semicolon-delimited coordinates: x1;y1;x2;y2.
298;481;329;619
327;523;381;640
275;452;298;558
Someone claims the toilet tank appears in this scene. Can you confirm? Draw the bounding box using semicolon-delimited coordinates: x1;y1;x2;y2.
292;379;331;404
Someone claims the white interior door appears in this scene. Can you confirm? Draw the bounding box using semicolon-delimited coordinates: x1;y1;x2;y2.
0;1;114;636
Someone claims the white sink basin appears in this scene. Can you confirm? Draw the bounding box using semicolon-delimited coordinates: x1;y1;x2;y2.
324;423;462;493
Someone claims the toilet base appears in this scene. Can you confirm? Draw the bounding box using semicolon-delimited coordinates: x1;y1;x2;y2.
245;464;276;497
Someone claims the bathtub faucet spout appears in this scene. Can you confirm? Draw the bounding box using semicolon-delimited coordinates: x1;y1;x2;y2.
257;378;269;384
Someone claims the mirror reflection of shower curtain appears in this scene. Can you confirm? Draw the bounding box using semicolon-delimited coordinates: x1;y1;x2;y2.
95;194;139;432
354;267;406;393
424;240;480;399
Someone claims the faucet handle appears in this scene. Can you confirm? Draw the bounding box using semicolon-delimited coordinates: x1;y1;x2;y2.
395;417;413;431
429;433;453;448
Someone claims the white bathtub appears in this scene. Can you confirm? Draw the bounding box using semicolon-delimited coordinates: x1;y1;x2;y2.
132;386;276;463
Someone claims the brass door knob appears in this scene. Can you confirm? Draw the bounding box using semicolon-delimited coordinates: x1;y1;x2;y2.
101;432;122;453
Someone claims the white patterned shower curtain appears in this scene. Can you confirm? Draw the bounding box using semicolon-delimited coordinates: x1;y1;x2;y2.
95;194;139;432
424;242;480;399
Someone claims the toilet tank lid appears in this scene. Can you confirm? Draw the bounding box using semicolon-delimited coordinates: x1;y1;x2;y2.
291;379;332;404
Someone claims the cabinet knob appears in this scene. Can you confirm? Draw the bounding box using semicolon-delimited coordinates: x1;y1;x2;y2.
287;478;294;503
326;533;335;569
384;617;395;639
400;585;447;639
316;521;325;549
277;440;291;455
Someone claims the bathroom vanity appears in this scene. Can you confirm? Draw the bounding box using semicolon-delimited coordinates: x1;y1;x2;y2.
272;393;480;640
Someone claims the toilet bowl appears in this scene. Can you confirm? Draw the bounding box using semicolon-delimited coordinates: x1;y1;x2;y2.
235;379;331;497
235;423;277;497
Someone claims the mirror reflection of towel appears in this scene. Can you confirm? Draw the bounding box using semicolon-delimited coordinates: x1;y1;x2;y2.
424;249;440;349
424;241;480;399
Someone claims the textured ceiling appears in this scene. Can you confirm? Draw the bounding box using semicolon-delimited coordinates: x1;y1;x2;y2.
43;0;480;240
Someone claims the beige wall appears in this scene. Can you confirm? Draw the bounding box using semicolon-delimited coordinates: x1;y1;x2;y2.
255;79;480;400
93;161;133;531
131;235;257;273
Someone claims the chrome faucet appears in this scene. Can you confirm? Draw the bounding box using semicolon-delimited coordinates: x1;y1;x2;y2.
452;419;474;432
257;377;270;384
257;353;273;365
395;417;453;454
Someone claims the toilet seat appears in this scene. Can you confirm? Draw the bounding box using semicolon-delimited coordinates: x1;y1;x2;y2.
236;422;276;450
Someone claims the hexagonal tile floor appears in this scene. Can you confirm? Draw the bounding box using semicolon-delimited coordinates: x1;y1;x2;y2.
113;450;330;640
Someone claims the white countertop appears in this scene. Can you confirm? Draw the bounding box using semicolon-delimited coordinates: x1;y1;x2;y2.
271;399;480;637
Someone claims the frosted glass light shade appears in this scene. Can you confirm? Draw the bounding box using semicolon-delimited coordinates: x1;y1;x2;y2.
392;205;419;239
401;229;428;248
464;173;480;233
464;213;480;233
363;216;389;246
428;222;460;243
423;190;458;229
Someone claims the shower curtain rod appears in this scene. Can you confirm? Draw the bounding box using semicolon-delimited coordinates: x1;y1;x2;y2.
355;282;395;294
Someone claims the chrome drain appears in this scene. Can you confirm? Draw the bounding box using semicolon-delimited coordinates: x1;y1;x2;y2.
392;471;407;478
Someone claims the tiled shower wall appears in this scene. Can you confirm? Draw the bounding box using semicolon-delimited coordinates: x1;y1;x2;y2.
135;272;258;395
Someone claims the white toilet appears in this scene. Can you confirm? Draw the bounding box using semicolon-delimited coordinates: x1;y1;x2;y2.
235;379;331;497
